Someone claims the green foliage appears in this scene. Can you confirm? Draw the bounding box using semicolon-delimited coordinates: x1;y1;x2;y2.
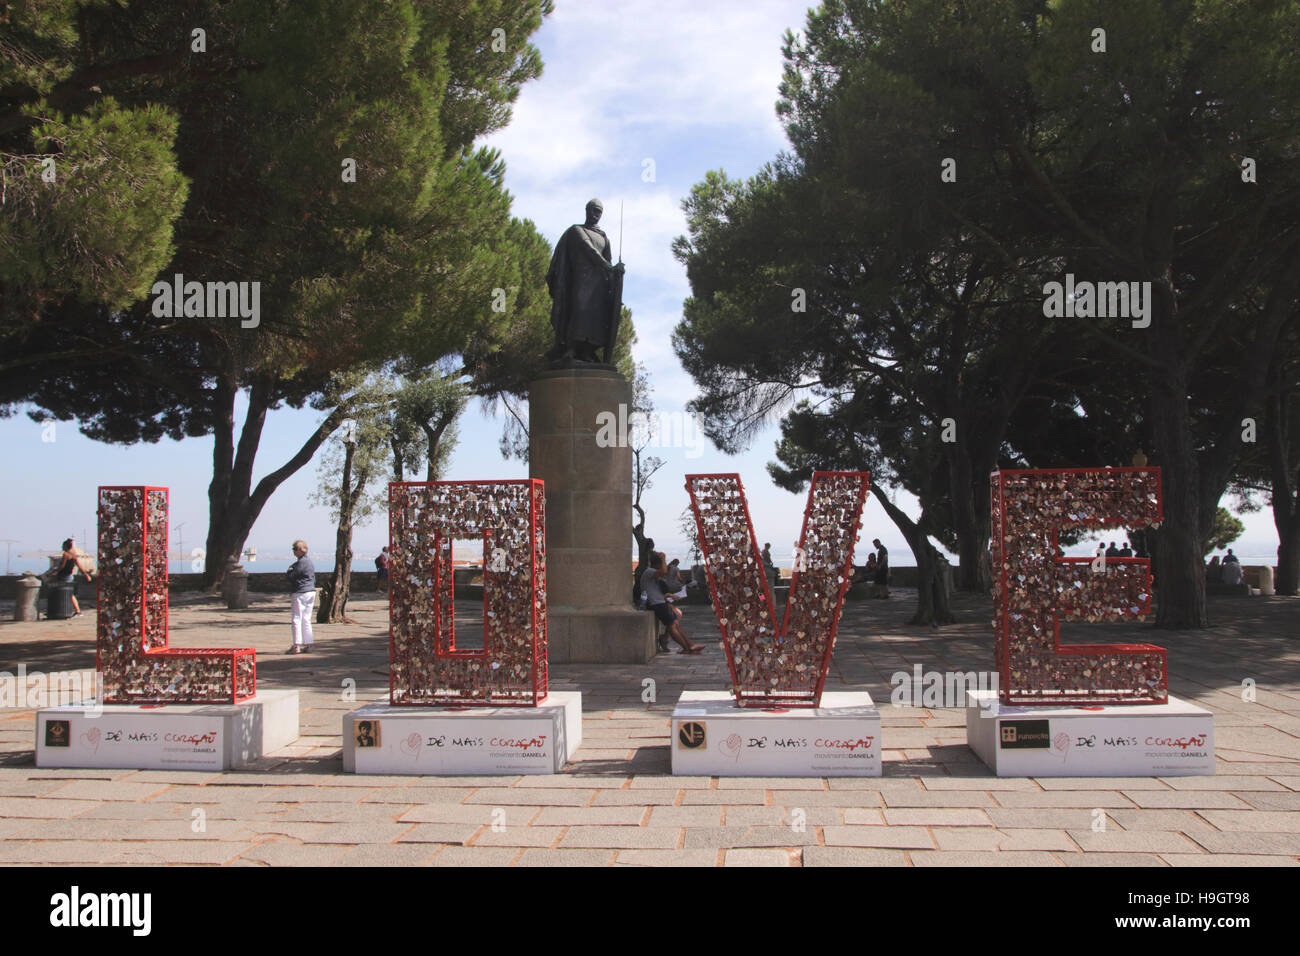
2;100;188;311
1;0;554;430
674;0;1300;618
313;366;468;523
392;368;467;480
311;376;393;527
1205;507;1245;556
0;0;554;582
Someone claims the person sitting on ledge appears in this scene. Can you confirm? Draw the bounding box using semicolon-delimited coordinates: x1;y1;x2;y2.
642;551;703;655
851;553;877;586
1222;557;1244;588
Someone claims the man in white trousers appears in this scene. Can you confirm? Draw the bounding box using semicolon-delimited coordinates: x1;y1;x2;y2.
286;539;316;654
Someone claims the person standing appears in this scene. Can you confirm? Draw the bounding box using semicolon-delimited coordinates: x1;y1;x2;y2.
53;537;94;617
761;542;777;587
374;546;390;590
871;539;889;585
286;540;316;654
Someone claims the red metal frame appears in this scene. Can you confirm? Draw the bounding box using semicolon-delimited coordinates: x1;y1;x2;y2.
388;479;547;707
96;486;256;704
991;467;1167;706
685;471;869;708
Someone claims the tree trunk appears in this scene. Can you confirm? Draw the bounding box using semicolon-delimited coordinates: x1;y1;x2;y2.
1268;386;1299;595
204;375;238;590
392;436;406;483
946;436;988;591
324;445;358;623
872;484;954;625
1277;515;1300;597
632;503;651;604
423;415;453;481
202;377;353;589
912;542;955;626
1150;366;1208;627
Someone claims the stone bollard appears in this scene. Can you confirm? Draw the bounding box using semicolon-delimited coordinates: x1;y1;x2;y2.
14;572;41;621
1259;564;1275;596
221;563;251;609
315;584;330;624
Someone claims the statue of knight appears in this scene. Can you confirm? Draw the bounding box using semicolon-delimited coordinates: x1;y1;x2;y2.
545;198;625;365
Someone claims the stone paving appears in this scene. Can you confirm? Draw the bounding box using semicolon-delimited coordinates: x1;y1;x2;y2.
1;588;1297;866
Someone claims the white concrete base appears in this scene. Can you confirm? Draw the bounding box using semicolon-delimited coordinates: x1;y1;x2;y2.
671;690;881;777
342;691;582;775
35;690;300;771
965;689;1215;776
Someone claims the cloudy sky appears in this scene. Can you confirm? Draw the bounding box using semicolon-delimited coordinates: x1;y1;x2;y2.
0;1;1281;572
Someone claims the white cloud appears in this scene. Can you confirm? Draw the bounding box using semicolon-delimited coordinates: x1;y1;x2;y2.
486;0;805;186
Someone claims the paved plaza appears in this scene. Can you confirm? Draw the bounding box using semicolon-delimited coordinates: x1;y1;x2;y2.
1;590;1297;866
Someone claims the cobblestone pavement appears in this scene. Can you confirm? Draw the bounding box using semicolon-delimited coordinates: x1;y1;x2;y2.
1;589;1297;866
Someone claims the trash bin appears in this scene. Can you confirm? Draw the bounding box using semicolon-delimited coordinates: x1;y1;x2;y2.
46;581;76;620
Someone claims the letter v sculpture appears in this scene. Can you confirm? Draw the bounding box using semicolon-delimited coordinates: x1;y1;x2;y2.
685;472;869;707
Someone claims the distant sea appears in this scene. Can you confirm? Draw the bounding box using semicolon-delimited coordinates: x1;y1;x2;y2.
141;544;1300;577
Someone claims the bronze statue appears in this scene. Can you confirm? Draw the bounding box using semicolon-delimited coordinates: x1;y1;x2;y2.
546;199;624;364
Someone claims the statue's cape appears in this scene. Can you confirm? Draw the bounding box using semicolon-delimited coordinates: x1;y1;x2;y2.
546;224;611;288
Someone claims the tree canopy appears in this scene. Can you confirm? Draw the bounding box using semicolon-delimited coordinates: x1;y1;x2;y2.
1;0;557;583
674;0;1300;625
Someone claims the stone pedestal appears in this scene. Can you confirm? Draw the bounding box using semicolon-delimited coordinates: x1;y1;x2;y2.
342;692;582;775
530;366;655;664
36;690;299;771
671;690;882;777
965;690;1214;776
